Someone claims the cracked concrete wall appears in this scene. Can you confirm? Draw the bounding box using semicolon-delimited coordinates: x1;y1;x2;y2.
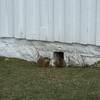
0;38;100;66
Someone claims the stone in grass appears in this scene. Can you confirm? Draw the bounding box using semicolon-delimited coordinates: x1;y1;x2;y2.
37;56;50;67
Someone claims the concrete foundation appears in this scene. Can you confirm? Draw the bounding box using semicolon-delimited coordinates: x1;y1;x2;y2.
0;38;100;66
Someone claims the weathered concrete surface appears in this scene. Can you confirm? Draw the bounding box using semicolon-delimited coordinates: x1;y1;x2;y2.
0;38;100;66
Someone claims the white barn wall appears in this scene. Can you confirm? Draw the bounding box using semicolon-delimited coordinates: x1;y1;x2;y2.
0;0;100;66
96;0;100;45
0;0;99;45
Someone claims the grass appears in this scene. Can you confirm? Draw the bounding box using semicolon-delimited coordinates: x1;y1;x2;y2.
0;57;100;100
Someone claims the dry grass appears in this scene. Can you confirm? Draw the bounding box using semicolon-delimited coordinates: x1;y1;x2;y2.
0;57;100;100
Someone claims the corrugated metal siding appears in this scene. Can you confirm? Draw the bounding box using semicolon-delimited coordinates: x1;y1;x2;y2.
0;0;100;45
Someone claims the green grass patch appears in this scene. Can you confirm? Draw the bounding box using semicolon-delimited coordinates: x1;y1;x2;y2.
0;57;100;100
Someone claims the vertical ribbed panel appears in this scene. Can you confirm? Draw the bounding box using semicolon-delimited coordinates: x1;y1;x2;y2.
87;0;96;44
14;0;26;38
54;0;65;42
0;0;8;37
0;0;100;46
65;0;73;43
96;0;100;45
72;0;81;43
25;0;40;40
80;0;88;44
7;0;14;37
40;0;49;41
48;0;54;41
